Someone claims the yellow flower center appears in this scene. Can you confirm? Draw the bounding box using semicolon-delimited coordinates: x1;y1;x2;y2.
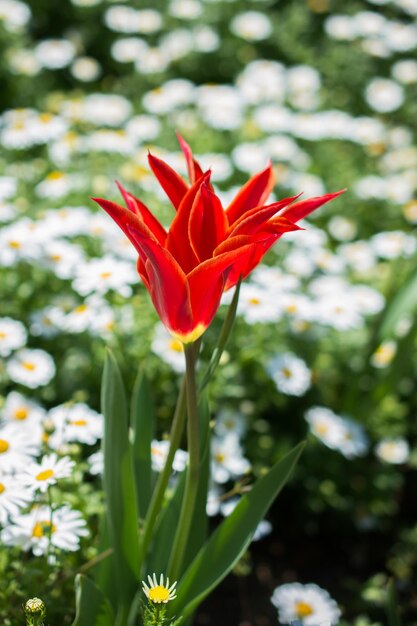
32;520;56;538
74;304;88;314
70;419;87;426
39;113;53;123
148;585;170;603
47;171;64;180
0;439;10;454
36;469;54;482
286;304;298;314
50;254;62;262
249;297;261;305
14;407;29;420
100;272;112;279
282;367;292;378
22;361;36;371
0;331;6;339
0;482;5;494
169;339;184;353
295;601;314;617
315;422;328;435
8;240;21;249
214;452;225;463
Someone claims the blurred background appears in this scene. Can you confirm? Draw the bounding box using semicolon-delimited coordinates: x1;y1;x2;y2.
1;0;417;625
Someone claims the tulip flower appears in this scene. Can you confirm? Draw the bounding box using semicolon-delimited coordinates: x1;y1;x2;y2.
93;136;344;343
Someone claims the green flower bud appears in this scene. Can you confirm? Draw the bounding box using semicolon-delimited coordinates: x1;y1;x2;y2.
24;598;46;625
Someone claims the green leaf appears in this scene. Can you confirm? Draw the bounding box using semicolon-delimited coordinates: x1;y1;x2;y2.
387;579;402;626
131;367;154;519
101;350;140;625
71;574;114;626
378;269;417;340
170;442;305;621
199;279;241;392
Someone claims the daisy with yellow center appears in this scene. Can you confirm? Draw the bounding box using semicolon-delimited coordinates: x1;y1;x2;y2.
142;573;177;604
21;453;75;493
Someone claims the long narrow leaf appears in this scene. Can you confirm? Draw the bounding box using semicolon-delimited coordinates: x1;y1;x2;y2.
101;350;140;625
170;442;305;621
378;269;417;340
71;574;114;626
131;367;154;519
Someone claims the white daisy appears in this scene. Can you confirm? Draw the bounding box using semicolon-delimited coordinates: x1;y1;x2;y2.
142;573;177;604
48;403;103;448
151;440;188;473
21;453;75;493
271;582;341;625
214;409;247;440
0;422;41;472
72;256;137;297
34;39;76;69
211;434;250;484
6;348;55;388
1;391;45;429
0;473;33;525
305;407;346;450
230;11;272;41
87;450;103;475
267;353;312;397
0;317;27;356
375;438;410;464
1;504;88;555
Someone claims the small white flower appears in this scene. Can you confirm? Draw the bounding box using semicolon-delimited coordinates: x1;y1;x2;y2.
7;349;55;389
151;323;185;373
230;11;272;41
0;317;27;356
48;403;103;449
1;391;45;427
151;440;188;473
0;472;33;525
267;353;312;397
70;57;101;82
271;582;341;625
214;409;247;440
142;573;177;604
72;256;137;297
365;78;404;113
87;450;103;475
1;504;88;555
306;407;369;459
0;422;41;472
36;171;74;199
211;434;250;484
35;39;76;69
21;453;75;493
375;438;410;464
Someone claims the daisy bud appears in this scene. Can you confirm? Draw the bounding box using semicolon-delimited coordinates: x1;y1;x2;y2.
24;597;46;626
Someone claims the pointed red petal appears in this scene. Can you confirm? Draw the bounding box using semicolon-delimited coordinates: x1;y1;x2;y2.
147;152;189;210
280;189;346;222
188;182;228;262
229;195;301;237
92;197;157;254
166;172;211;273
127;226;194;336
187;244;253;332
116;181;167;245
226;163;275;225
176;133;204;184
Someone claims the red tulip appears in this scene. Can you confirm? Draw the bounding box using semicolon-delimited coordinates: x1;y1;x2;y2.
93;136;344;343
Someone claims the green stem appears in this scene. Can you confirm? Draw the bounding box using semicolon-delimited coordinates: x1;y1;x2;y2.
168;342;200;581
139;375;187;571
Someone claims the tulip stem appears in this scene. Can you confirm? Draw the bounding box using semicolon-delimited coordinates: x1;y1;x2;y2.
139;375;187;572
168;342;200;581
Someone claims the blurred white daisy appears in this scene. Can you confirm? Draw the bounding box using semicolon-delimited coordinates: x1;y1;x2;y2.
271;582;341;625
214;409;247;439
35;39;76;69
0;473;33;525
230;11;272;41
211;434;250;483
0;317;27;356
0;422;41;472
306;407;369;459
7;348;55;388
151;323;186;373
1;391;45;428
151;440;188;473
267;353;312;397
48;403;103;448
365;78;404;113
375;438;410;464
21;453;75;493
1;504;88;555
72;256;137;297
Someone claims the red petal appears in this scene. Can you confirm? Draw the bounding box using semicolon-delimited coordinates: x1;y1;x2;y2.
127;226;194;336
147;152;189;210
226;163;275;225
188;182;228;262
166;172;211;273
176;133;204;184
92;197;157;254
229;195;301;237
280;189;346;222
116;181;167;245
187;244;253;331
